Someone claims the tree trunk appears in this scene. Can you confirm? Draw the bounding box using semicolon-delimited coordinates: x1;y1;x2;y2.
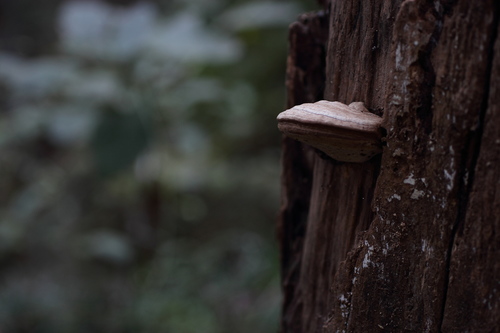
278;1;500;332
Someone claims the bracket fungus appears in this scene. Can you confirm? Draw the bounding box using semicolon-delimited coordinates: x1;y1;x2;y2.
277;100;383;163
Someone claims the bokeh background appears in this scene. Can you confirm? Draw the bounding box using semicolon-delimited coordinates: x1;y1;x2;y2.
0;0;316;332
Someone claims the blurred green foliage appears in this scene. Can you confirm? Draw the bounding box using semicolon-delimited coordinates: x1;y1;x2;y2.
0;0;316;332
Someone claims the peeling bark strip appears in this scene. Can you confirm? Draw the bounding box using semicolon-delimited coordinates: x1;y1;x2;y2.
280;0;500;332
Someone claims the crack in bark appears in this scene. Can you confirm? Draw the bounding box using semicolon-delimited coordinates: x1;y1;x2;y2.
438;3;500;331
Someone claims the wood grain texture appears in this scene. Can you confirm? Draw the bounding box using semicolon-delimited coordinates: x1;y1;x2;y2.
279;1;392;331
324;0;500;331
280;0;500;332
278;11;328;333
441;9;500;330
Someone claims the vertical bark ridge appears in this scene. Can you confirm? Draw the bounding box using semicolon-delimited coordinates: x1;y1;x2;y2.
439;4;500;329
279;11;329;333
281;0;500;332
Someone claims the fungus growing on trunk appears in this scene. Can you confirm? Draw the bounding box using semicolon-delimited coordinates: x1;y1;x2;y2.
277;100;383;162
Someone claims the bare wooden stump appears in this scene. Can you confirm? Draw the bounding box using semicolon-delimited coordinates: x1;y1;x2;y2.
279;1;500;332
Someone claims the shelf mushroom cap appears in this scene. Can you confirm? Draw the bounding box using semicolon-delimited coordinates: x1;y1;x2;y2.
277;100;383;163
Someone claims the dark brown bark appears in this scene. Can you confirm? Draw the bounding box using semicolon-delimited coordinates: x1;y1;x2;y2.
279;0;500;332
279;11;328;332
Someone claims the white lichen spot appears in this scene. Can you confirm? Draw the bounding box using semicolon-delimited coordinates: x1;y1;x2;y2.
403;173;415;185
391;94;402;106
362;252;371;268
339;294;350;318
362;241;375;268
392;148;404;156
444;169;456;191
425;318;434;332
382;240;391;256
387;194;401;202
411;189;425;199
434;0;442;12
395;43;404;70
463;170;469;186
421;239;427;252
440;197;447;209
